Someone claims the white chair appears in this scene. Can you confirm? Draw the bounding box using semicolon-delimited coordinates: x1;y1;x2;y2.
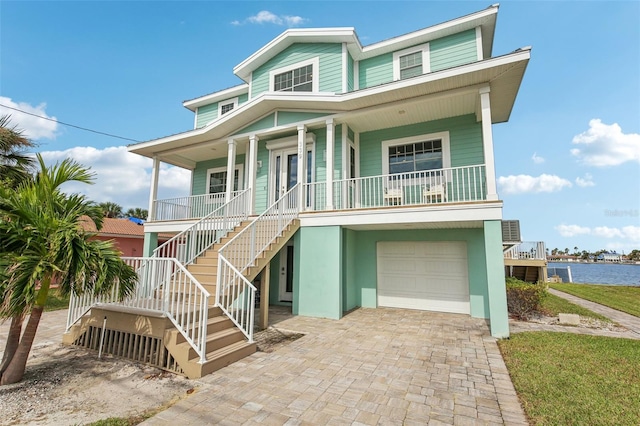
384;187;404;206
423;182;446;203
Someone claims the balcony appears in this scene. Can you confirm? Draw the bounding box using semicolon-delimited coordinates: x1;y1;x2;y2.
151;165;488;222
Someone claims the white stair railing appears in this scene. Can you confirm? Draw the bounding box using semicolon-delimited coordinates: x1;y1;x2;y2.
66;257;210;363
216;184;300;341
152;191;242;221
153;189;251;265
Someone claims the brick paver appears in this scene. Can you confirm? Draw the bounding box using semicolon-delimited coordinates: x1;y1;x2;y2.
142;308;527;425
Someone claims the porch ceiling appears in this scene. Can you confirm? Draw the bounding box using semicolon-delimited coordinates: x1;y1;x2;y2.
129;49;530;169
343;220;484;231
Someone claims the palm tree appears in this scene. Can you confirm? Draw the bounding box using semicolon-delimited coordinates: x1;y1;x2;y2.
0;115;36;188
126;207;148;220
0;154;137;385
98;201;123;218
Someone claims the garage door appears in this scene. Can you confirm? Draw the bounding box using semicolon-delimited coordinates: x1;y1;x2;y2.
377;241;470;314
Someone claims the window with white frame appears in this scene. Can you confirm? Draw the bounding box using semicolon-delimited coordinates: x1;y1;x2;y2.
392;43;430;81
217;97;238;116
269;58;320;93
382;132;450;176
207;165;244;195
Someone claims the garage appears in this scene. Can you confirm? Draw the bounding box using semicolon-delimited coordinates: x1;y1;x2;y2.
377;241;470;314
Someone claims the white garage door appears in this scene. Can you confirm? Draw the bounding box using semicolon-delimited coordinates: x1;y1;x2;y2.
377;241;470;314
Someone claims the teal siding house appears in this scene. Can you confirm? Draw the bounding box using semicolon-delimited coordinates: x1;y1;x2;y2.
116;4;529;375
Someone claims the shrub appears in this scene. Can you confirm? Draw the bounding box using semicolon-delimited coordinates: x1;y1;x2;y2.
506;277;547;320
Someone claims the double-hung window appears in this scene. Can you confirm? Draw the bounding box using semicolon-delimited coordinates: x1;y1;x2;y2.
392;43;430;81
207;166;243;196
382;132;450;177
269;58;319;93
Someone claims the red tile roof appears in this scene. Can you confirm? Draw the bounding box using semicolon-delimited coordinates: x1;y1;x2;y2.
80;216;146;237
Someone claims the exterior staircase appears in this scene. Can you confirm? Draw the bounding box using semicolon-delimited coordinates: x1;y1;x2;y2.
64;187;301;379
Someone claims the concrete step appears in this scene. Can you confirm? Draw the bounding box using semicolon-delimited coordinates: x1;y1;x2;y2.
197;340;257;376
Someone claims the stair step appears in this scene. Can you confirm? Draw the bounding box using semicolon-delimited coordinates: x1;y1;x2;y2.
177;324;246;356
197;340;257;376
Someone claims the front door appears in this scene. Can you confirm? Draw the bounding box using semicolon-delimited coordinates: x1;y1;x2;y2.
279;243;294;302
271;148;298;203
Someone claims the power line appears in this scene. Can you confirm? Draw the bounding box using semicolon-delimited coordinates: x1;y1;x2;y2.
0;103;140;143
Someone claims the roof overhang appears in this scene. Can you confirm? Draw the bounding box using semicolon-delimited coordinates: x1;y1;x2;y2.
129;47;529;169
183;83;249;111
233;5;499;82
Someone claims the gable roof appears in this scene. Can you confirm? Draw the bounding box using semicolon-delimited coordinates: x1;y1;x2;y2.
233;4;499;82
80;216;147;238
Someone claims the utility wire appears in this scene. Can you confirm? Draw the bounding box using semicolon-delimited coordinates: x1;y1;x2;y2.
0;103;140;143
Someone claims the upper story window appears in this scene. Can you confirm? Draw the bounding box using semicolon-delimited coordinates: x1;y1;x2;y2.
393;43;430;81
269;57;320;93
217;97;238;116
207;165;243;195
382;132;450;176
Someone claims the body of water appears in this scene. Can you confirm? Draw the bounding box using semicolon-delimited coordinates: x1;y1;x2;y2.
547;262;640;286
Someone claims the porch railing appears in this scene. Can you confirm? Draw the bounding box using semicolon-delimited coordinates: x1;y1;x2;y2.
66;257;211;363
303;164;487;211
152;191;242;221
217;184;300;342
153;189;251;265
504;241;547;260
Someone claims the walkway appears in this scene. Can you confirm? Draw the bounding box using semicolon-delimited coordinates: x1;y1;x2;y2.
143;308;527;425
0;309;68;359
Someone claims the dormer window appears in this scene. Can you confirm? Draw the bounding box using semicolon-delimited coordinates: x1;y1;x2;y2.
269;57;320;93
393;43;430;81
218;97;238;116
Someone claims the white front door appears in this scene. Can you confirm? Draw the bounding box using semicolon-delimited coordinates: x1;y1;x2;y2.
271;148;299;203
279;243;294;302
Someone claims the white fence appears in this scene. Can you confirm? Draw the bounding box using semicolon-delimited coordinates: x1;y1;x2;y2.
504;241;546;260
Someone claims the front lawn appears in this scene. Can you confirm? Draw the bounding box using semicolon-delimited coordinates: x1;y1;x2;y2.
45;289;70;311
499;332;640;425
549;283;640;317
539;293;610;322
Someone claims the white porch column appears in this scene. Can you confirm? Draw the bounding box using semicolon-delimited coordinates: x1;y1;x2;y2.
247;134;259;214
148;156;160;220
480;86;498;201
326;119;335;210
297;125;307;210
225;138;237;202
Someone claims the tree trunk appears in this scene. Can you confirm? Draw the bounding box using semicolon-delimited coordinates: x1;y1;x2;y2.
0;314;24;375
0;306;43;385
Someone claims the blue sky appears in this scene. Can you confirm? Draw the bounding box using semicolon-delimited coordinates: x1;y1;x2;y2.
1;1;639;253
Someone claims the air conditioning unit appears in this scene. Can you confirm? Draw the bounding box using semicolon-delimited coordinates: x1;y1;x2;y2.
502;220;521;243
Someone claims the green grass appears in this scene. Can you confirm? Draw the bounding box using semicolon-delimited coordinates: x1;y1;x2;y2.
549;283;640;318
499;332;640;425
540;293;611;322
85;414;151;426
44;288;70;311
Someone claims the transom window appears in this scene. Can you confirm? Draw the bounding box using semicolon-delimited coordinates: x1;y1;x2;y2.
388;140;442;174
399;52;423;80
274;64;313;92
220;102;234;115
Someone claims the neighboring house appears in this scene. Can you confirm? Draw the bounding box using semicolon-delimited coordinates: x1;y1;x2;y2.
79;216;170;257
64;4;531;378
597;251;622;263
129;4;529;339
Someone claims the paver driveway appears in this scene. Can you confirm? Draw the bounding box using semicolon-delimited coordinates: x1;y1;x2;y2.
144;308;527;425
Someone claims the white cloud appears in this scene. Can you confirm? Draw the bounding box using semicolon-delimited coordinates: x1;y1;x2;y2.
497;174;572;195
575;173;595;187
555;224;640;242
531;152;545;164
0;96;58;140
555;224;591;237
235;10;308;26
571;119;640;166
39;146;190;209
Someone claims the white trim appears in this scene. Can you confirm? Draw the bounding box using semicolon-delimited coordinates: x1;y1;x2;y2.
217;97;239;117
393;43;430;81
326;119;335;210
265;133;316;150
148;157;160;219
342;42;348;93
193;107;199;129
183;84;248;111
479;87;498;200
206;164;244;194
341;125;348;181
269;57;320;93
354;60;359;90
475;26;483;60
248;71;253;99
381;131;451;175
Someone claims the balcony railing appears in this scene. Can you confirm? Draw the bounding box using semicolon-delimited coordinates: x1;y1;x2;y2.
152;191;242;221
304;164;487;211
504;241;547;260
